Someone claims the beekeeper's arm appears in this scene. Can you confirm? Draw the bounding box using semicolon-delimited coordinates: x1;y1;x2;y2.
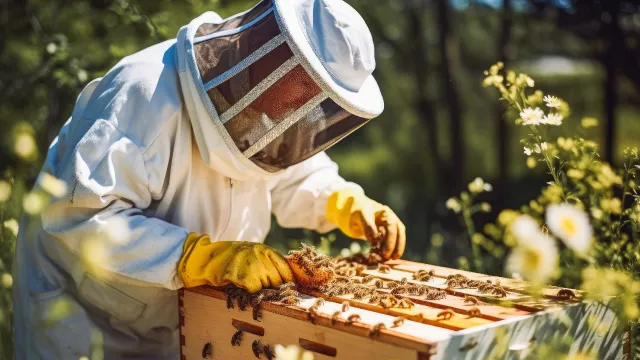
269;152;406;260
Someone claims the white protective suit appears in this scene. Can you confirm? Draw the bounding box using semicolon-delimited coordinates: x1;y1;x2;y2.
13;0;384;358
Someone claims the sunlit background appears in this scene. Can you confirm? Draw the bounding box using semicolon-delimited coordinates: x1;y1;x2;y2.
2;0;640;357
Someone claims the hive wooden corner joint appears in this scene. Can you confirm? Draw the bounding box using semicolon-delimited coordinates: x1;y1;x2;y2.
179;260;624;359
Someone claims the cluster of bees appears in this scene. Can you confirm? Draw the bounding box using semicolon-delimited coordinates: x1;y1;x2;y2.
224;282;301;321
445;274;508;298
230;329;275;359
307;298;389;337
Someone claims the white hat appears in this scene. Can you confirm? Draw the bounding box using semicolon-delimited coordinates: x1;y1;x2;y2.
273;0;384;118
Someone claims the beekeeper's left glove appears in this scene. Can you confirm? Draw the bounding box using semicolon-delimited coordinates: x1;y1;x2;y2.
178;234;294;293
326;188;406;260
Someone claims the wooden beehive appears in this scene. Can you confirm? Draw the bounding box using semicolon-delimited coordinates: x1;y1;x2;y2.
179;260;625;359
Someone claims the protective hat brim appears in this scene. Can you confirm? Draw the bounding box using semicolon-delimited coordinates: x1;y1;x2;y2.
273;0;384;119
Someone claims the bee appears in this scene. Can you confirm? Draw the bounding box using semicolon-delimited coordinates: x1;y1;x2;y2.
237;293;251;311
280;295;299;305
372;279;384;289
341;301;350;312
369;323;386;337
346;314;361;325
263;344;275;360
331;311;342;325
279;289;298;297
464;295;479;305
399;277;408;285
391;286;408;295
557;289;576;300
313;298;325;307
252;340;263;358
379;295;398;309
279;282;296;290
378;264;391;274
368;293;381;305
412;313;424;321
231;329;243;346
437;309;455;321
392;316;405;328
397;298;415;309
362;275;376;284
202;342;213;359
467;307;481;317
492;286;507;298
386;282;400;289
308;304;320;324
226;296;235;309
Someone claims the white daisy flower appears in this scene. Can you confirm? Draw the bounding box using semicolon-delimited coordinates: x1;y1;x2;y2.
524;147;533;156
543;95;563;108
519;107;544;126
541;113;563;126
546;203;594;255
468;177;487;194
274;345;314;360
507;215;559;284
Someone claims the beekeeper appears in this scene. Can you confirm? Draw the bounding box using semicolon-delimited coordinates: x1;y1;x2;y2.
13;0;406;358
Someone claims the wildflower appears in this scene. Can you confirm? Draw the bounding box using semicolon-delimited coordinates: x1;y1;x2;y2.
541;184;563;203
526;90;544;107
600;198;622;214
506;215;558;284
557;137;575;151
483;75;504;87
498;210;519;226
23;192;46;215
541;113;563;126
349;242;361;254
591;207;604;221
524;147;533;156
480;203;492;212
596;164;622;188
533;143;548;154
340;248;350;258
0;181;10;202
468;177;487;193
581;117;599;129
39;173;68;198
1;273;12;288
446;198;461;213
519;108;544;126
3;219;19;236
14;132;38;161
567;169;585;180
546;204;593;255
516;73;535;88
543;95;563;108
274;344;314;360
526;157;537;169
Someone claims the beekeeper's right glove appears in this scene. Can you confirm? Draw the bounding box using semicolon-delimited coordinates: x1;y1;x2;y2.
178;233;294;293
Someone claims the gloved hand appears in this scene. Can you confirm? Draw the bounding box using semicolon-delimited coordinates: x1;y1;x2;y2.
178;233;294;293
326;188;406;260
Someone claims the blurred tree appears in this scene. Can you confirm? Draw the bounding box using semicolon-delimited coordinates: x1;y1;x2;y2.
528;0;640;164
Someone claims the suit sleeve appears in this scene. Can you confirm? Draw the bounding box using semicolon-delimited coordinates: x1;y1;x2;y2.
40;119;188;290
268;152;363;233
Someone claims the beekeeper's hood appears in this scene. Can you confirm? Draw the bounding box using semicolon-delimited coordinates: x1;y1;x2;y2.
176;0;383;181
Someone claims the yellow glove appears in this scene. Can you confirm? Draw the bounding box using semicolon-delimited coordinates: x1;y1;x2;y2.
178;234;294;293
326;188;406;260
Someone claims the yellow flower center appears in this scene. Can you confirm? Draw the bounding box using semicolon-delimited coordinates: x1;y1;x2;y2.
561;217;577;237
524;249;541;271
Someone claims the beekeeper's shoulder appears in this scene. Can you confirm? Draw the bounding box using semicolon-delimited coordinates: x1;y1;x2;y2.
85;39;183;153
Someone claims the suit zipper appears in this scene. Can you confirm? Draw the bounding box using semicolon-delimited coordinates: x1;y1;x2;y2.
220;178;234;237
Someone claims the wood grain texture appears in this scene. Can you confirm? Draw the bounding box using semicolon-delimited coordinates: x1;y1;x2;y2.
181;289;425;360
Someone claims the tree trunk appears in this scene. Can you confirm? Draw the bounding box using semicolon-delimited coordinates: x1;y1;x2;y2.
405;3;444;194
603;2;621;164
436;0;463;191
495;0;513;206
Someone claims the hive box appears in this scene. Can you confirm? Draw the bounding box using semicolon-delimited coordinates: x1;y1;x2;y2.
179;260;625;359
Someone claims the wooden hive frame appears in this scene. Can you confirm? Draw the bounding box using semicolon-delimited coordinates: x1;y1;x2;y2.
179;260;626;359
